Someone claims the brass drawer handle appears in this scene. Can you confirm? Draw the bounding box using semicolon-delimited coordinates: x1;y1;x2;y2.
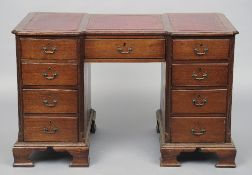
43;121;58;134
42;45;57;54
192;95;207;107
194;43;208;56
191;128;206;136
192;68;208;81
43;72;58;80
42;67;58;80
117;47;133;54
43;127;58;134
42;98;57;107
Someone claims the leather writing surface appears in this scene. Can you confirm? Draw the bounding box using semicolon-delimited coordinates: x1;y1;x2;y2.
167;13;226;32
24;13;83;31
87;15;164;31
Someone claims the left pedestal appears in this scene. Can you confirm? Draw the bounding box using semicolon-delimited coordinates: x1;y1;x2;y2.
13;12;93;167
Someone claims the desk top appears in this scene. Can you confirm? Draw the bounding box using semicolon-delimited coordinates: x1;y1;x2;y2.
12;12;238;36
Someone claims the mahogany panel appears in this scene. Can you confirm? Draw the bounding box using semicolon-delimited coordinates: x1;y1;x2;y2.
85;39;165;59
20;38;79;60
22;62;78;86
24;116;77;142
172;63;228;87
173;39;230;60
172;89;227;114
171;117;225;143
23;89;78;113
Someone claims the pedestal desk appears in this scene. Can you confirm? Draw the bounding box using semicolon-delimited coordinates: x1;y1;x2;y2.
12;12;238;167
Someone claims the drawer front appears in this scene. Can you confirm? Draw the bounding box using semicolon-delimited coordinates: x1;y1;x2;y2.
172;63;228;87
23;89;78;113
172;89;227;114
171;117;226;143
24;117;77;142
173;39;230;60
20;38;79;60
22;62;78;86
85;39;165;59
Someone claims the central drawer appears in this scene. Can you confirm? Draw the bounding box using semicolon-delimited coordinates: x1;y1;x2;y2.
85;39;165;59
23;89;78;113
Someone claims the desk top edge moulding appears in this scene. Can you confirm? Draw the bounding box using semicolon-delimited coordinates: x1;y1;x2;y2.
12;12;238;167
12;12;238;36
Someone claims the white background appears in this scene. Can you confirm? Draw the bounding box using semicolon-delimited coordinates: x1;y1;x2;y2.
0;0;252;174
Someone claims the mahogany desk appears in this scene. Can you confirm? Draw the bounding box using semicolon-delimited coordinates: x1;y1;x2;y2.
12;12;238;167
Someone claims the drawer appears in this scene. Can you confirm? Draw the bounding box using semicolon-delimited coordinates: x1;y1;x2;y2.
172;63;228;87
172;89;227;114
171;117;225;143
24;116;77;142
173;39;230;60
85;39;165;59
20;38;79;60
23;89;78;113
22;62;78;86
